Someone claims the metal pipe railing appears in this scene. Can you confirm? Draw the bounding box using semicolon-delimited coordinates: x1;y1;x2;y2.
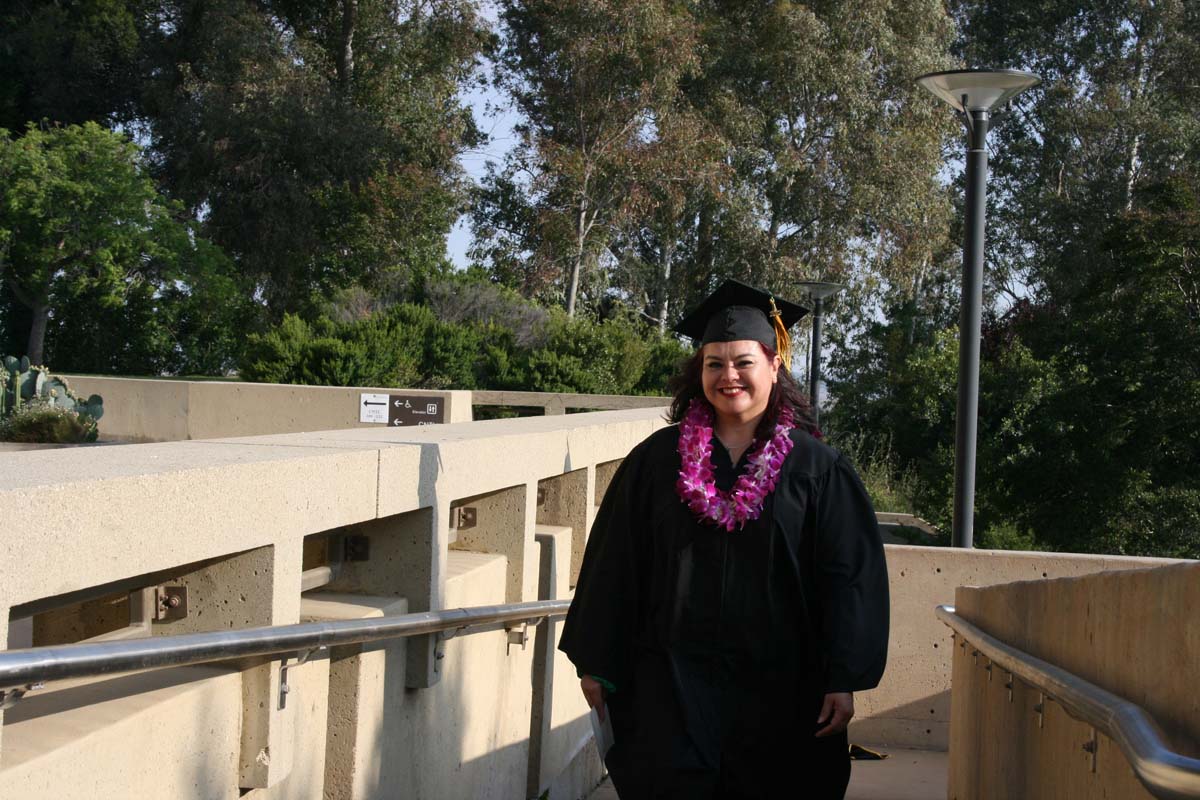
0;599;571;695
937;604;1200;800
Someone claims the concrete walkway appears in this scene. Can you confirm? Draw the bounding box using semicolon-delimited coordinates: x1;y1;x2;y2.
845;748;948;800
586;747;948;800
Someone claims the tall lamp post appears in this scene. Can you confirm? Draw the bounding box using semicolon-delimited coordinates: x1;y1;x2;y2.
916;69;1040;548
797;280;844;429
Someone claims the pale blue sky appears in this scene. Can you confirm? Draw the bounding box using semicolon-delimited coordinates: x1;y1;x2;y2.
446;3;522;269
445;84;521;269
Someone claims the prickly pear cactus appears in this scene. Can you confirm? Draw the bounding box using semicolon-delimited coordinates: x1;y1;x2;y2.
1;355;37;416
73;393;105;422
0;356;104;423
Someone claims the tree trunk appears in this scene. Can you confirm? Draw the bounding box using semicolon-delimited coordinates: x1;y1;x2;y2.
764;206;781;286
657;239;675;334
336;0;357;89
696;200;715;289
4;276;49;364
566;253;582;317
27;304;49;365
566;198;589;317
1124;133;1143;212
906;264;925;347
1124;21;1148;211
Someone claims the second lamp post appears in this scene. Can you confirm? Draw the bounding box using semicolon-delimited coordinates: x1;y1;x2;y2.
798;280;844;429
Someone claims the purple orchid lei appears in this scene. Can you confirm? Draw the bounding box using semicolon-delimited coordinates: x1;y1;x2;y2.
675;398;796;532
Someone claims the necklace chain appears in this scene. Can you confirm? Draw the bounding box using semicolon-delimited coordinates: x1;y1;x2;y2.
675;399;795;532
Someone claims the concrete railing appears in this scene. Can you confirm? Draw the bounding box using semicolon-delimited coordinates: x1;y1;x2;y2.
60;376;670;442
937;600;1200;799
945;562;1200;799
852;546;1184;751
0;408;666;799
1;404;1191;799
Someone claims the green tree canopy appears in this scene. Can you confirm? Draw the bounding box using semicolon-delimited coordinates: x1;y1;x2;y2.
142;0;490;317
0;122;249;372
0;0;145;131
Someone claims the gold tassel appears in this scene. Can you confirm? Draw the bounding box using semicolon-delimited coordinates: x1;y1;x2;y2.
768;297;791;368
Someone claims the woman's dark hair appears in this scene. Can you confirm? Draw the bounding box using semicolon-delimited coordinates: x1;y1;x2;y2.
666;342;817;439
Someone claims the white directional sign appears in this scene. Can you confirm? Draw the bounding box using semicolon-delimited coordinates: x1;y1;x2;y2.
359;393;389;424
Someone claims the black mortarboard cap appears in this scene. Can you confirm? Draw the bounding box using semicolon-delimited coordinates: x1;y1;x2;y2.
674;279;808;354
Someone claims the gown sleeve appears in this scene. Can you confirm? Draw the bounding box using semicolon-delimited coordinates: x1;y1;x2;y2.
811;454;890;693
557;444;650;691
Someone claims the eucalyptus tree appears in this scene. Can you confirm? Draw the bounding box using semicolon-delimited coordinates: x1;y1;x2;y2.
483;0;956;324
606;105;729;332
681;0;956;299
825;0;1200;557
482;0;701;316
949;0;1200;298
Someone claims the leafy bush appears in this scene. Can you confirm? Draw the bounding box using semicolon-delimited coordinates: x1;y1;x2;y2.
240;313;424;388
0;401;98;443
487;310;688;396
240;296;688;397
637;336;691;395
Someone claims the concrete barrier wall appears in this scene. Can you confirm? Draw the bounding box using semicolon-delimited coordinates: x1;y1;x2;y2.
0;408;667;799
60;376;671;442
852;546;1184;752
946;562;1199;799
61;375;474;441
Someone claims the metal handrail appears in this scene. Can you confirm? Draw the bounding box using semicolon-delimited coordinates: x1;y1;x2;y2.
937;604;1200;800
0;599;571;694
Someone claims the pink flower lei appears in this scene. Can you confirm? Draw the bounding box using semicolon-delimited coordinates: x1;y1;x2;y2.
675;398;796;531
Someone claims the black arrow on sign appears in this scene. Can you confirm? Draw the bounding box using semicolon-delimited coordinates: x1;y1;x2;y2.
363;399;387;406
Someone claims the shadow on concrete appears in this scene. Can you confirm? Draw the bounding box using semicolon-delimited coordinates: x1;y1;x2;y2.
851;691;952;752
4;664;238;724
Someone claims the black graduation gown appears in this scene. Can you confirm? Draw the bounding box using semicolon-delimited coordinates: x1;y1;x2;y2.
559;425;889;799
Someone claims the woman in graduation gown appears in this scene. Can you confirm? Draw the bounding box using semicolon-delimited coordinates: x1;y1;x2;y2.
559;280;890;799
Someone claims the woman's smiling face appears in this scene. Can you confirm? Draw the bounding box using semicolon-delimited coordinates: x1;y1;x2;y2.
700;340;781;425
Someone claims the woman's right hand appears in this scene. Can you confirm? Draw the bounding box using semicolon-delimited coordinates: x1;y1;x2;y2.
580;675;606;721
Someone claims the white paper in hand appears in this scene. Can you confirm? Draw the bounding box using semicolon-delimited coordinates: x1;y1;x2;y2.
589;703;615;759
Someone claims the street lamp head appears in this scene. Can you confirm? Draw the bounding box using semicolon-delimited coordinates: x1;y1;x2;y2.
915;69;1040;113
797;280;845;301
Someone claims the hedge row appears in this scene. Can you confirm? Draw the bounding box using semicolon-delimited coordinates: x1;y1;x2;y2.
240;302;690;397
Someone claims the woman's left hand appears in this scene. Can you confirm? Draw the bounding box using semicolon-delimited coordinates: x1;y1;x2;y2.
580;675;606;722
815;691;854;737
